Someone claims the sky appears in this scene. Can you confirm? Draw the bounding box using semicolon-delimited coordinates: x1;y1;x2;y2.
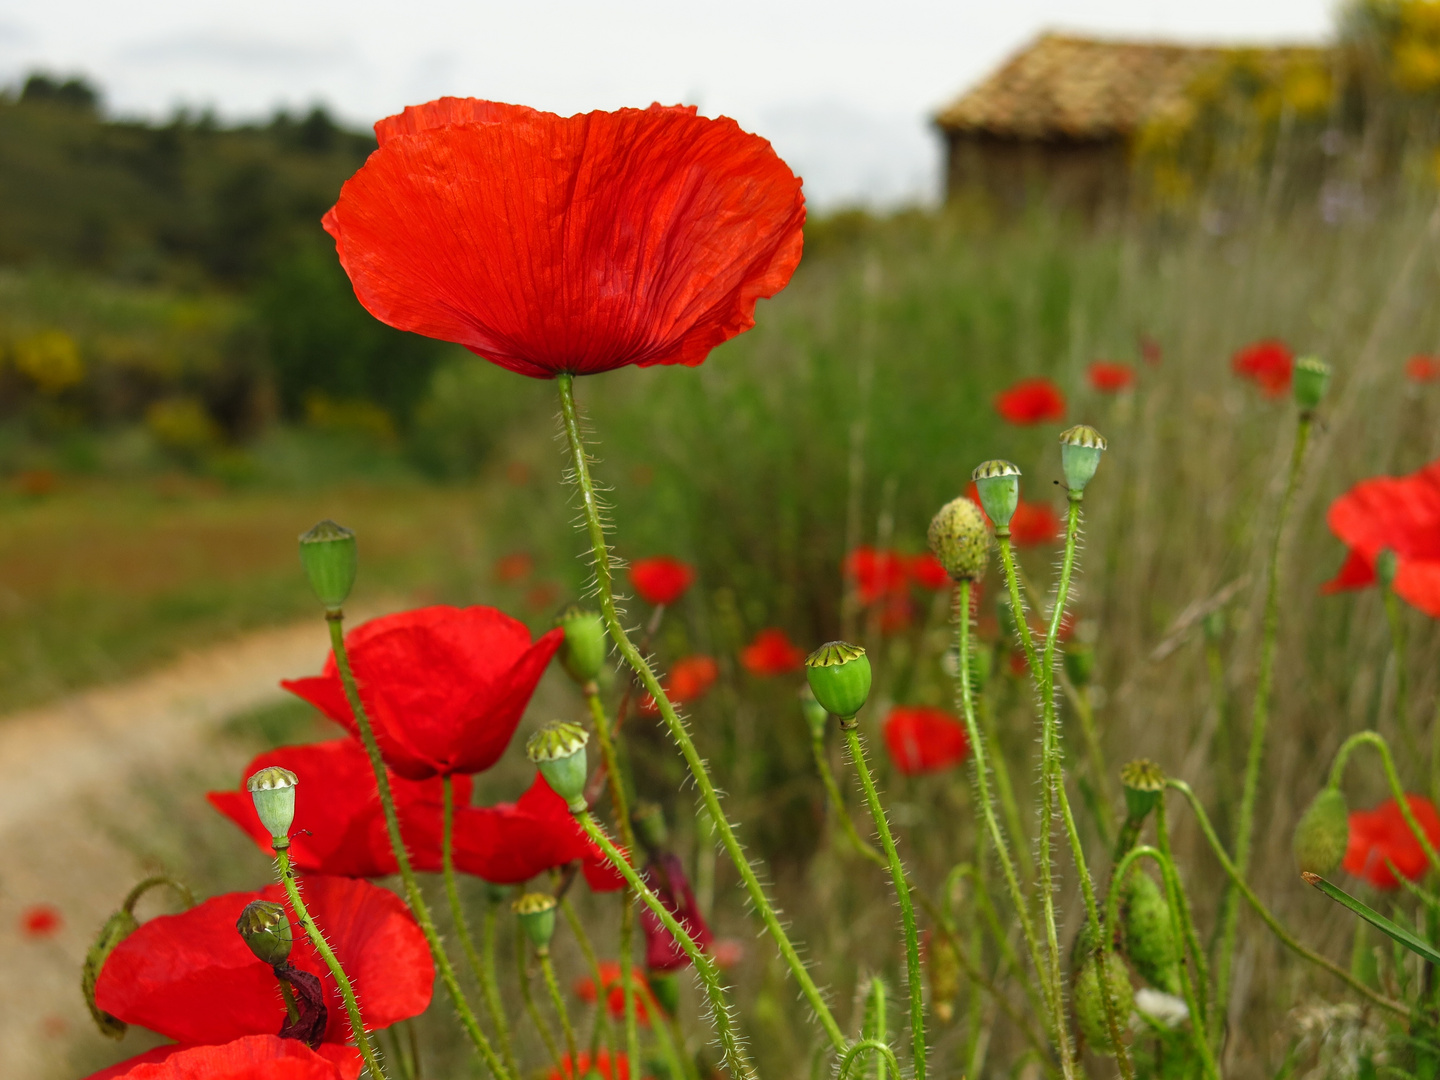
0;1;1336;208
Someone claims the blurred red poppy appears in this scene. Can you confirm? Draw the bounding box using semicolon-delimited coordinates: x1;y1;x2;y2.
629;557;696;606
282;606;561;781
324;99;805;379
574;960;653;1026
83;1035;361;1080
883;706;970;775
740;628;806;677
711;938;745;969
95;876;430;1053
1088;361;1134;393
640;852;713;971
1407;355;1440;382
1139;334;1162;366
638;655;719;715
878;592;915;634
1231;340;1294;397
995;378;1066;425
845;546;908;605
493;552;533;583
1321;458;1440;617
20;903;61;939
1343;795;1440;889
547;1049;635;1080
909;553;951;591
1010;501;1061;547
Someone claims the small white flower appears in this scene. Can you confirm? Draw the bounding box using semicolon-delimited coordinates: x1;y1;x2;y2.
1134;988;1189;1029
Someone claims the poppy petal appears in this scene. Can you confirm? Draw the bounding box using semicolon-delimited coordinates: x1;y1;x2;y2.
83;1037;361;1080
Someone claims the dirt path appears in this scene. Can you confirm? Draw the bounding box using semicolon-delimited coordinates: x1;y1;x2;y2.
0;616;362;1078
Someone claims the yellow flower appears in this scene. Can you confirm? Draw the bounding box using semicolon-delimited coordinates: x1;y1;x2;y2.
12;330;84;394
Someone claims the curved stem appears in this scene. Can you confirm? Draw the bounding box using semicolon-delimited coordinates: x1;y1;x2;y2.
837;1039;903;1080
273;845;387;1079
326;614;511;1079
1218;413;1311;1012
1328;730;1440;877
842;724;926;1080
556;372;844;1052
540;953;581;1068
1168;778;1411;1018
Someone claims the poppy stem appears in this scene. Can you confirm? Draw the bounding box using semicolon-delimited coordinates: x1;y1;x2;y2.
556;372;847;1054
840;723;926;1079
1217;414;1312;1017
441;777;518;1079
1327;730;1440;877
516;932;564;1072
277;979;300;1027
952;580;1069;1074
539;953;581;1068
977;669;1033;881
271;843;388;1079
324;613;514;1080
810;725;885;867
1167;778;1412;1018
573;807;754;1079
619;899;641;1077
559;898;610;1056
1154;798;1210;1034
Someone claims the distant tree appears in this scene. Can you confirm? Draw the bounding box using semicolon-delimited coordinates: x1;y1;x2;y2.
19;72;100;112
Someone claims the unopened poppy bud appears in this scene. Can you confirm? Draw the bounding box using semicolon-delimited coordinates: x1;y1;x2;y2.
557;604;607;686
236;900;293;966
927;496;989;581
799;687;829;740
1376;549;1399;589
1292;356;1330;412
971;460;1021;533
247;766;299;841
1064;642;1095;687
1120;759;1165;822
632;801;669;853
1120;871;1181;996
1073;949;1134;1054
804;641;872;722
83;908;140;1038
513;892;558;955
526;721;590;812
647;969;680;1017
298;520;357;612
1059;425;1107;496
1293;786;1349;876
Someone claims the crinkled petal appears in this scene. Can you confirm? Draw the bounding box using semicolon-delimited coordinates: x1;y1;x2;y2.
83;1037;361;1080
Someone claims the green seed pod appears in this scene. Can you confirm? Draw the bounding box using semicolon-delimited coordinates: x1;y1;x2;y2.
247;766;299;841
82;908;140;1039
927;496;990;581
1120;759;1166;822
298;520;357;612
1376;549;1399;590
632;801;669;854
1292;356;1331;412
1063;642;1095;687
971;460;1021;533
526;721;590;812
647;970;680;1017
1073;949;1134;1054
236;900;293;967
804;642;872;721
799;687;829;741
512;892;558;955
1059;424;1107;496
1294;786;1350;876
1120;871;1181;995
556;604;607;686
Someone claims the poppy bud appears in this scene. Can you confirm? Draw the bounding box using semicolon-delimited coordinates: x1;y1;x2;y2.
647;969;680;1017
298;520;357;612
247;766;299;841
927;496;989;581
971;460;1021;534
513;892;558;955
632;801;669;853
1376;549;1399;590
1292;356;1330;412
1293;786;1349;876
804;641;872;722
1120;759;1165;822
1059;424;1107;496
799;686;829;741
526;721;590;812
1064;642;1095;687
1120;871;1180;995
236;900;293;966
82;908;139;1038
1073;949;1134;1054
557;604;608;686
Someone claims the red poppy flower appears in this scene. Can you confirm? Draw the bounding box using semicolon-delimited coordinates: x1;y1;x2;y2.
845;547;909;605
93;876;430;1066
1231;340;1294;397
740;628;806;677
1088;361;1135;393
629;557;696;606
640;852;713;972
1010;501;1062;547
995;378;1066;425
574;960;652;1026
637;655;719;716
84;1035;361;1080
877;592;915;634
711;938;745;969
1407;355;1440;382
282;606;562;781
547;1049;635;1080
493;552;533;583
882;706;970;775
20;903;61;939
909;553;951;591
324;99;805;380
1321;458;1440;617
1343;795;1440;889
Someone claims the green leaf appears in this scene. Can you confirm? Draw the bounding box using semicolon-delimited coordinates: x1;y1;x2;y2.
1303;872;1440;966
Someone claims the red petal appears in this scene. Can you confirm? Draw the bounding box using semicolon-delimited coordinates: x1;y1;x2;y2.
883;706;970;775
630;557;697;606
84;1036;361;1080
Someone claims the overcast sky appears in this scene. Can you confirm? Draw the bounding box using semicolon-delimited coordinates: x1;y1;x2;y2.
0;1;1336;208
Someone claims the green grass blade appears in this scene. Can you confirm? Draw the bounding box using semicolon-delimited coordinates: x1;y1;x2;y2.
1303;873;1440;966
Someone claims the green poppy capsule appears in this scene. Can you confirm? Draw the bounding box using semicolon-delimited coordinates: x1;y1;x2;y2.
298;520;358;612
526;722;590;812
971;460;1021;533
804;642;872;721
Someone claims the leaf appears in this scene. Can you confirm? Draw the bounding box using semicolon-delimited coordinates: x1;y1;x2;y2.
1302;872;1440;966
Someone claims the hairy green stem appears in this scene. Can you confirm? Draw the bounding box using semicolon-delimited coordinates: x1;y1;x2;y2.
812;732;885;866
560;898;609;1056
1154;798;1209;1030
620;900;640;1076
481;896;510;1073
1072;686;1114;839
1328;730;1440;877
837;1039;904;1080
539;953;580;1068
556;372;844;1052
516;935;563;1072
978;681;1033;881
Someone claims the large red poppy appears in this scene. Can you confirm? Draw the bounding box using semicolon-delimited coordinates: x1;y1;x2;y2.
845;547;909;606
282;606;561;781
1088;361;1135;393
882;706;970;775
1010;501;1062;547
85;1036;361;1080
208;740;613;885
629;557;696;606
740;628;806;677
1231;340;1294;397
995;378;1066;425
1343;795;1440;889
93;876;430;1067
1321;458;1440;617
323;99;805;379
